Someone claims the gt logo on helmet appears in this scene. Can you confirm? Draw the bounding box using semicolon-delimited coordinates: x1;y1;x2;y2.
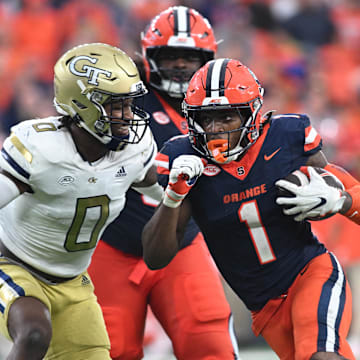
69;55;112;86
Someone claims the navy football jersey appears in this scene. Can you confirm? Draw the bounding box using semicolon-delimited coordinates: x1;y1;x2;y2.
157;114;327;311
102;90;199;256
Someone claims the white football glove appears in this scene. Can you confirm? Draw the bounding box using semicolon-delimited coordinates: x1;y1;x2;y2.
276;167;346;221
163;155;205;208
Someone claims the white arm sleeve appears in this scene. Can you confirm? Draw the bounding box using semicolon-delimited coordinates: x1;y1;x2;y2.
0;173;21;208
132;182;164;202
132;129;158;183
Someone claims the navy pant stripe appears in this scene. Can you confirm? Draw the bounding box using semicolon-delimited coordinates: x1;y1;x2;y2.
0;269;25;314
0;270;25;296
317;253;346;352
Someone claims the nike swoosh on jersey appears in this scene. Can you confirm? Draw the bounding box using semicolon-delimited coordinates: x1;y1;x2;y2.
264;147;281;161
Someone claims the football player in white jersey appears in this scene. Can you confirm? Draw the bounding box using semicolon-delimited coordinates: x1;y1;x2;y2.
0;43;163;360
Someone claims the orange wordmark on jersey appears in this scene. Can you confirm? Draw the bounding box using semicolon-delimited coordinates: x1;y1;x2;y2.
223;184;267;204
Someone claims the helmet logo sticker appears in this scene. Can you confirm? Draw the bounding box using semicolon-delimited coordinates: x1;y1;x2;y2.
69;55;112;86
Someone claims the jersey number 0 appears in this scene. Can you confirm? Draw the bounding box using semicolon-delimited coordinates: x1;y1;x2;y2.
64;195;110;252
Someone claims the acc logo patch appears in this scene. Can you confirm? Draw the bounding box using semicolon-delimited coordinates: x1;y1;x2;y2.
203;164;221;176
153;111;170;125
58;175;75;185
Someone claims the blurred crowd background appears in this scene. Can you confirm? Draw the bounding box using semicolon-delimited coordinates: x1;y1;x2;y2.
0;0;359;358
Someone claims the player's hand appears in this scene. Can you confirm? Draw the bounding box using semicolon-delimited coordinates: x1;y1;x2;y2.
163;155;206;208
275;167;346;221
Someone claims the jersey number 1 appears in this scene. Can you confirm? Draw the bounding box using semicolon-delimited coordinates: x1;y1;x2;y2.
238;200;276;264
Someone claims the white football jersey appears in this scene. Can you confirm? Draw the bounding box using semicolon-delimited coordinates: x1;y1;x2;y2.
0;117;156;277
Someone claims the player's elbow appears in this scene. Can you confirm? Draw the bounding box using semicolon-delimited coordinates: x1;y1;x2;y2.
142;220;180;269
143;251;173;270
142;236;178;270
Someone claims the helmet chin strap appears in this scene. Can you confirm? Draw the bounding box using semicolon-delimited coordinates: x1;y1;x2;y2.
105;136;128;151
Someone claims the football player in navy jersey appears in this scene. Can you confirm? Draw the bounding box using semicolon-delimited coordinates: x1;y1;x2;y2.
88;7;240;360
142;58;360;360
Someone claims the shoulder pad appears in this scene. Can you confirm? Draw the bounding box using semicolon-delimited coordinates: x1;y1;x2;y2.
0;117;61;183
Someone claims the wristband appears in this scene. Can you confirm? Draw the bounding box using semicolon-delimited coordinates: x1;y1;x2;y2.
163;186;185;208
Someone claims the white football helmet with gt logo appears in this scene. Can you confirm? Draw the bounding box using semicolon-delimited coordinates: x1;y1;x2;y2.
54;43;149;151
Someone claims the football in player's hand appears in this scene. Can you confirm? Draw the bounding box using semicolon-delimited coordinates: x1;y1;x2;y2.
276;167;344;221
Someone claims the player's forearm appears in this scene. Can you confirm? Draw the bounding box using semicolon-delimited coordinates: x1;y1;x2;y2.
0;172;22;208
132;182;164;202
142;203;181;269
341;185;360;224
339;192;352;214
324;164;360;223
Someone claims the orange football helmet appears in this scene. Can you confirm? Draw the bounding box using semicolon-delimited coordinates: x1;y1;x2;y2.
183;58;264;163
141;6;217;97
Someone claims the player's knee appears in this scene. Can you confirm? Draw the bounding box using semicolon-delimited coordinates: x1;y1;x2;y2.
26;327;51;350
13;325;52;355
111;349;142;360
171;273;234;358
174;331;236;360
8;298;52;354
180;273;230;323
310;352;350;360
102;307;143;360
110;338;143;360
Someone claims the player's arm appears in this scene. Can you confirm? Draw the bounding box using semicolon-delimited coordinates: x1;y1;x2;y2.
130;130;164;201
142;197;192;269
306;151;354;214
131;165;164;202
0;169;30;208
142;154;205;269
321;162;360;224
276;150;359;223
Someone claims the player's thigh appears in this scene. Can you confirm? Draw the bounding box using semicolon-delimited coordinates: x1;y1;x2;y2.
254;296;295;360
0;261;51;341
291;253;354;360
150;234;236;359
88;241;148;359
44;272;111;360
